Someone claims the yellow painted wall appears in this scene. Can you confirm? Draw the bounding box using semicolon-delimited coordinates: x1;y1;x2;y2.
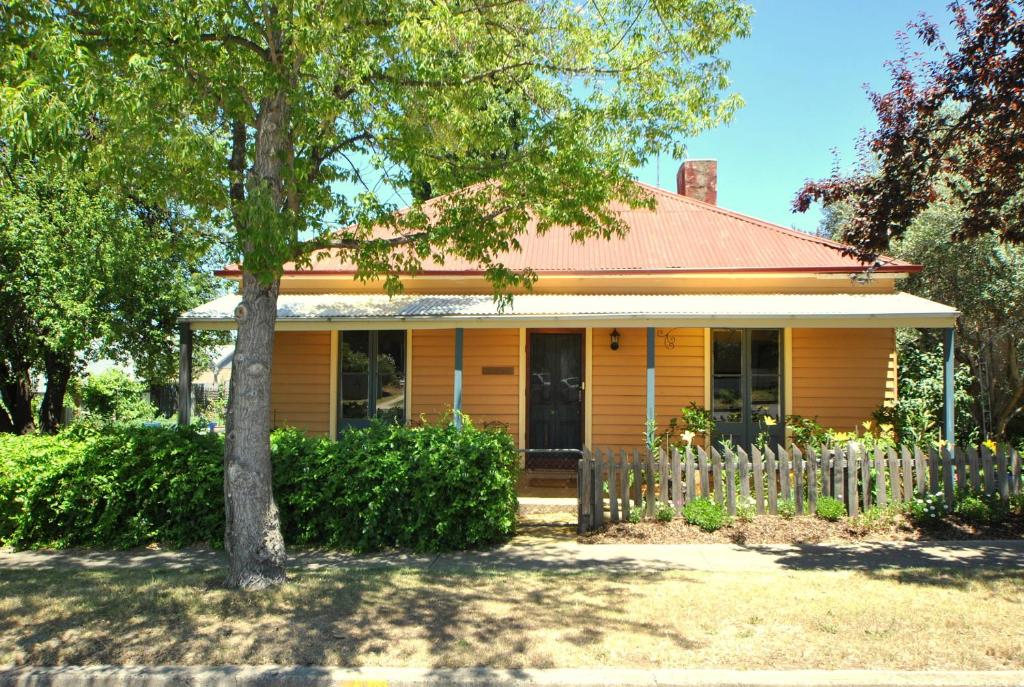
790;328;897;433
409;329;520;437
410;329;454;423
270;331;331;435
653;328;705;437
591;327;647;450
266;326;898;450
588;327;704;452
463;329;520;438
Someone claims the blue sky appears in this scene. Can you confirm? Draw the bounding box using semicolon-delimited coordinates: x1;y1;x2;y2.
634;0;953;233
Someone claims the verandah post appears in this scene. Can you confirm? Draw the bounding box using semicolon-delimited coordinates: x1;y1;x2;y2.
453;327;464;429
177;322;193;425
942;327;955;447
646;326;655;447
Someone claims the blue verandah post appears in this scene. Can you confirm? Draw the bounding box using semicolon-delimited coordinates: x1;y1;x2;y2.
943;327;955;447
646;327;655;447
454;327;464;429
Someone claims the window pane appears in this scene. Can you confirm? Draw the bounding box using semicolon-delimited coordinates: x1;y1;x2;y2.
712;376;743;423
713;330;742;375
376;330;406;422
751;374;779;421
750;330;779;375
340;331;370;419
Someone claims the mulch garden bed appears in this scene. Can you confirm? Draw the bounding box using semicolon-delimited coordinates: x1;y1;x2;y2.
581;511;1024;545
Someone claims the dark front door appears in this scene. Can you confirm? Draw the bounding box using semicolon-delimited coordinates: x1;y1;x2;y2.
528;332;583;469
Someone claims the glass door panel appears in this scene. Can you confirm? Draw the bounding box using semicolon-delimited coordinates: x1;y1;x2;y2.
711;329;783;450
340;331;371;421
712;329;745;446
338;330;407;431
375;330;407;423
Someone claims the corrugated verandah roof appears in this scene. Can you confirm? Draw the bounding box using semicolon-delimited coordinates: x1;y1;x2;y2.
182;292;957;329
214;182;919;277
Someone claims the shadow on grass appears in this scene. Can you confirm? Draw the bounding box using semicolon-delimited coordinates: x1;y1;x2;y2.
0;564;700;668
740;540;1024;584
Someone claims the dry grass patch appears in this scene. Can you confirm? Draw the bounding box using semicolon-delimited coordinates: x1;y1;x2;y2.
1;565;1021;669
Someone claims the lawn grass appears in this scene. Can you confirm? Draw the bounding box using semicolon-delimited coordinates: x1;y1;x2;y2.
1;565;1021;669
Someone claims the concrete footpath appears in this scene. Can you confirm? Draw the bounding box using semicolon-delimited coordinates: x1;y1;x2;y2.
1;539;1022;574
3;666;1024;687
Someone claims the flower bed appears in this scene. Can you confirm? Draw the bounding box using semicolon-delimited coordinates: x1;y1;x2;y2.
582;507;1024;545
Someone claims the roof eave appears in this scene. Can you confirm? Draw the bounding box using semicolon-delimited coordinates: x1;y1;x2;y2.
181;312;958;330
213;264;921;278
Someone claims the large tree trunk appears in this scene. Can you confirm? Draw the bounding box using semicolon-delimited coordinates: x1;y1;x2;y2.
0;359;35;434
221;85;290;589
222;271;287;589
39;351;72;434
994;343;1024;439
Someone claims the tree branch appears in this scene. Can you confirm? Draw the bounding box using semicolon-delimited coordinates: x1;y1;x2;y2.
228;119;247;229
199;32;271;61
308;132;376;183
293;231;429;261
996;338;1024;437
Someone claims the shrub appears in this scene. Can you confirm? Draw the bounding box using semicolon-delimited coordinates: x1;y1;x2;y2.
952;491;1007;525
680;402;715;438
954;494;991;524
815;496;846;522
776;498;797;519
785;415;831;450
908;491;947;525
655;503;675;522
853;504;903;533
0;419;518;552
735;496;756;522
682;497;728;532
273;420;518;551
79;369;156;424
1010;492;1024;517
628;505;643;524
0;425;223;549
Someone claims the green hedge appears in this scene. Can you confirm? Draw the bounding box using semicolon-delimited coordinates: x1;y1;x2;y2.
272;421;519;551
0;421;518;552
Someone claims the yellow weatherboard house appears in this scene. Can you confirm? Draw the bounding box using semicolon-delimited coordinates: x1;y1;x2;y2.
181;161;958;476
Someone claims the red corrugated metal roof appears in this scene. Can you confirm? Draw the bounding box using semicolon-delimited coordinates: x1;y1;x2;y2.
217;182;917;276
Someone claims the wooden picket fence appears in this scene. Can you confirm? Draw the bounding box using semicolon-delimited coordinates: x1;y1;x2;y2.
577;443;1023;534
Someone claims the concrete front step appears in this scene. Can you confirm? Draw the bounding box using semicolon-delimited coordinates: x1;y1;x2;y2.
518;496;577;515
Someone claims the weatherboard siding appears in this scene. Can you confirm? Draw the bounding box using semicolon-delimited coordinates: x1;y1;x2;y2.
409;328;520;437
589;327;704;453
270;331;331;435
653;328;705;440
591;327;647;451
790;328;897;433
265;325;899;450
410;329;454;424
462;329;520;439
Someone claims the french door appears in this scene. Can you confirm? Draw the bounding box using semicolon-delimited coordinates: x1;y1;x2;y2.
338;330;407;431
711;329;783;450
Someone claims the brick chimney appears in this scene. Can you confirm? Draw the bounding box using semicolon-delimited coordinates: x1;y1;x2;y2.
676;159;718;205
